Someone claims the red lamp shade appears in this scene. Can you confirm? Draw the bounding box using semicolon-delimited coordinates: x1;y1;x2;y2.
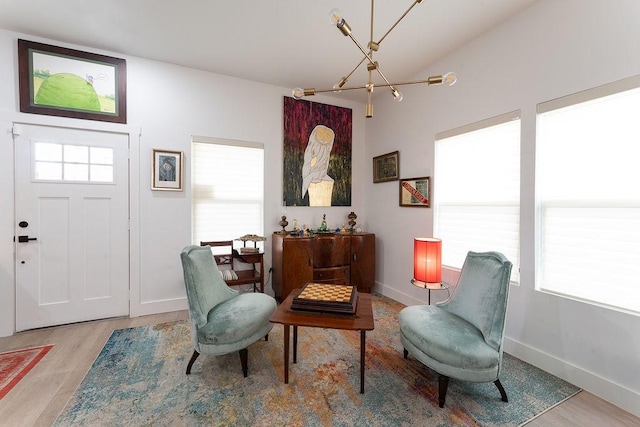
413;237;442;284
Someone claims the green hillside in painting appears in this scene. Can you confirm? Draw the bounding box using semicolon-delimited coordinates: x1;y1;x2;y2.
34;73;115;113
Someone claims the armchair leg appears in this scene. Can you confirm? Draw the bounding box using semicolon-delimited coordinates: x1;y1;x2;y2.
494;379;508;402
403;348;408;359
265;333;269;342
438;374;450;408
239;348;249;377
186;350;200;375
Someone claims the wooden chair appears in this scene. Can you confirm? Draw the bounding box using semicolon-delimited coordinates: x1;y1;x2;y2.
200;241;264;292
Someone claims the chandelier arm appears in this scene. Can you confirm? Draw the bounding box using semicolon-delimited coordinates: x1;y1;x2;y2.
308;76;448;94
376;0;423;46
341;55;370;84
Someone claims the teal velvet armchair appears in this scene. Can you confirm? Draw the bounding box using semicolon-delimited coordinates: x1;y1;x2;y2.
180;245;277;377
399;251;513;408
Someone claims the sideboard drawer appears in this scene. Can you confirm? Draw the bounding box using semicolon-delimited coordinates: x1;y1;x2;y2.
313;266;351;285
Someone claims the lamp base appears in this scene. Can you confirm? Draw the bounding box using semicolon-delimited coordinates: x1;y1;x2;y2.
411;278;446;290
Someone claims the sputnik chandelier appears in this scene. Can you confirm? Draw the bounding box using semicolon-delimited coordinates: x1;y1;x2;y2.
292;0;457;118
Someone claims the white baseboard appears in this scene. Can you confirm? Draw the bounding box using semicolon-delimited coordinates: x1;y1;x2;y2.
376;282;640;419
504;338;639;418
130;297;188;317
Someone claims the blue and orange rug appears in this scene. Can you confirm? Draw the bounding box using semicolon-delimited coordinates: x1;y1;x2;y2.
55;295;579;426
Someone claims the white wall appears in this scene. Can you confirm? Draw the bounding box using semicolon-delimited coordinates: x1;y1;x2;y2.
366;0;640;416
0;29;366;326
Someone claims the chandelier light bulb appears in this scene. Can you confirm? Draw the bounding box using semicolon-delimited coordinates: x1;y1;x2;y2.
292;88;305;100
444;72;458;86
333;77;348;93
329;8;343;26
391;88;403;102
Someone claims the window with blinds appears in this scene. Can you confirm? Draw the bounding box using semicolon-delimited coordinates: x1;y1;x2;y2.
537;76;640;314
191;137;264;249
434;111;521;283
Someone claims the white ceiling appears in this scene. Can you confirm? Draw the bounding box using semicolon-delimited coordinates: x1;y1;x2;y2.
0;0;537;102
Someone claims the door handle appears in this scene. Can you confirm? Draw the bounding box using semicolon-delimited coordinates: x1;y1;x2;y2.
17;235;37;243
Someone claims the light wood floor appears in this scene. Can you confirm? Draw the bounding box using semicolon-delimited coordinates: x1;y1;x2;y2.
1;311;638;427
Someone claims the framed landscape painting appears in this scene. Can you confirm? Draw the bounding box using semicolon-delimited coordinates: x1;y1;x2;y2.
18;39;127;123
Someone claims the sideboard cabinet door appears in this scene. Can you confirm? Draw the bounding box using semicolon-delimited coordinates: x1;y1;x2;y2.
351;233;375;293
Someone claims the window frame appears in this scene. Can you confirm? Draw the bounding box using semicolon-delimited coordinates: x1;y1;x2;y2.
535;75;640;315
191;135;265;249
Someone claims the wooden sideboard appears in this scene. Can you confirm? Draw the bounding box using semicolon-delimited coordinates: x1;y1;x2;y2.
271;232;375;301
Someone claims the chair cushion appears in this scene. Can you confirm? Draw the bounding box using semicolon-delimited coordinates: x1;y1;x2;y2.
198;293;274;346
399;305;499;370
219;269;239;281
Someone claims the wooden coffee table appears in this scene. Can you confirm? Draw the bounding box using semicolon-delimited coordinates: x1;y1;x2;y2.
269;289;375;393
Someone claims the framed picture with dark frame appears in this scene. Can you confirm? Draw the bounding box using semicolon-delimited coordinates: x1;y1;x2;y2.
399;176;431;207
152;149;184;191
18;39;127;123
373;150;399;183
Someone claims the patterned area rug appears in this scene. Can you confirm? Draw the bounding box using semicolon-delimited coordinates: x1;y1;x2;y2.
0;345;53;400
55;295;580;426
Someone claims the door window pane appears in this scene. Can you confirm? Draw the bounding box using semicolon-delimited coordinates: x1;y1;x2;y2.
34;142;62;162
64;163;89;181
64;145;88;163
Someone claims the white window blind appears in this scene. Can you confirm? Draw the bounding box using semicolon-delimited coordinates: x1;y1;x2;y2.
537;78;640;314
191;137;264;249
435;112;521;283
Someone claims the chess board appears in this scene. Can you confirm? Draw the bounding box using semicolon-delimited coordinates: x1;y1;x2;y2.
291;283;358;314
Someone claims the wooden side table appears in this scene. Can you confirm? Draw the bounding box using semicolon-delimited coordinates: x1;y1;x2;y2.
269;289;375;393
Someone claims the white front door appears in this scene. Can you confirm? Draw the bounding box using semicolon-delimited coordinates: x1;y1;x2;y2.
14;123;129;331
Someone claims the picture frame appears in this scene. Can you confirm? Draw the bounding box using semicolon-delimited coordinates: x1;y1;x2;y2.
152;149;183;191
18;39;127;123
373;150;399;183
399;176;431;207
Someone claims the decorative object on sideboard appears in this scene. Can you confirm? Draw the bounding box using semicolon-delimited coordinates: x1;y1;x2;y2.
348;211;357;229
373;151;399;183
291;1;457;118
319;214;329;232
399;176;430;207
278;216;289;234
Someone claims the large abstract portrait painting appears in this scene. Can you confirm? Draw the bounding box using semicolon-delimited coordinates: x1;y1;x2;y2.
283;97;352;207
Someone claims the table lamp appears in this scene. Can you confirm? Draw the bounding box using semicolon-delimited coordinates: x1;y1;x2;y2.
411;237;442;289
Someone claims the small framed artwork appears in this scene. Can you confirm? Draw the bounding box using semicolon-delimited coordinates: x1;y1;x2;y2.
152;149;183;191
18;39;127;123
373;150;399;183
399;176;430;207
